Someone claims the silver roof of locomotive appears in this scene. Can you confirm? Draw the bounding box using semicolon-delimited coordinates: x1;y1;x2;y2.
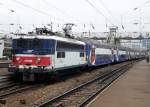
12;34;85;45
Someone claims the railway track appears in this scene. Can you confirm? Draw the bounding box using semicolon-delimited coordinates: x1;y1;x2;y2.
0;62;10;68
0;75;42;98
0;77;10;83
36;61;134;107
0;80;49;98
0;84;37;98
0;75;15;89
0;74;13;81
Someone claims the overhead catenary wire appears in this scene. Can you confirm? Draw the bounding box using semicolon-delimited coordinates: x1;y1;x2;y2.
11;0;91;31
3;0;116;32
134;0;150;9
10;0;67;23
40;0;119;31
144;0;150;5
85;0;116;27
97;0;123;29
40;0;79;23
41;0;91;26
0;1;14;12
3;0;136;32
41;0;100;32
41;0;69;17
97;0;116;18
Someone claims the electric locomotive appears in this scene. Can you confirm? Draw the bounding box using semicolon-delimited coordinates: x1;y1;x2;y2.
9;33;86;81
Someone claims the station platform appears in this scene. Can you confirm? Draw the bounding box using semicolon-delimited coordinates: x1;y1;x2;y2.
87;60;150;107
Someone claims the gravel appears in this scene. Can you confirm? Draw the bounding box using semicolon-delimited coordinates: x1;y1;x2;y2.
0;62;128;107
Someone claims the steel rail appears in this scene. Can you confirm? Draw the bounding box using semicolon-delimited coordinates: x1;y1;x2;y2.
36;61;134;107
78;64;130;107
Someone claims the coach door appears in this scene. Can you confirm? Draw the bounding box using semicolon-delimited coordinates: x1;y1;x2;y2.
90;48;95;65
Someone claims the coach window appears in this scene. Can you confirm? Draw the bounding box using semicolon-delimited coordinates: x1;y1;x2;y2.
62;52;65;58
57;52;61;58
57;52;65;58
80;52;84;57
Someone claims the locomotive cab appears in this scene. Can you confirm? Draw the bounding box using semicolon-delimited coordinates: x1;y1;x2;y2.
9;37;56;81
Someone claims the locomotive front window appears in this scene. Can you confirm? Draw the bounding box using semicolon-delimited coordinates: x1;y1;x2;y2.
32;39;42;48
16;38;27;48
14;39;55;49
12;39;56;54
14;38;42;49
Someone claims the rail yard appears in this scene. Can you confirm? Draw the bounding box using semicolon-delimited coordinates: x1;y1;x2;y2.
0;0;150;107
0;60;143;107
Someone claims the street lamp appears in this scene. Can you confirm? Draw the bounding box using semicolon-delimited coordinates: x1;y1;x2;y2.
9;10;15;33
133;7;142;36
133;0;150;36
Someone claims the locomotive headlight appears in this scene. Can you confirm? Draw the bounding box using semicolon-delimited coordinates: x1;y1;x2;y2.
15;57;22;64
37;57;41;61
36;57;41;64
16;57;20;61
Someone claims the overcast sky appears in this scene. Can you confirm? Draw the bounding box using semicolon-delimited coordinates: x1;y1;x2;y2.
0;0;150;33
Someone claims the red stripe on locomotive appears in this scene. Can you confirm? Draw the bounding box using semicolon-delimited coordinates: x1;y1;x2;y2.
12;55;51;66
